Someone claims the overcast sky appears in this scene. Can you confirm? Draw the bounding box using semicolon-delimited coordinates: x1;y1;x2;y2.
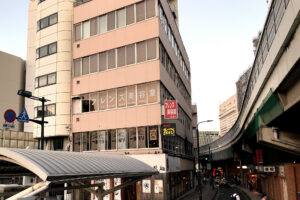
0;0;270;131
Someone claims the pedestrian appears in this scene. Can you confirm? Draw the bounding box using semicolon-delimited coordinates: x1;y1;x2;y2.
261;194;268;200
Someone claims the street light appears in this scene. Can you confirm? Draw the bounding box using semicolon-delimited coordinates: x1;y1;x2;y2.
17;89;49;150
196;120;213;200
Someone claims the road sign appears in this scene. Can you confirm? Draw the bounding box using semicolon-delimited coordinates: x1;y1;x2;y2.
17;108;29;123
164;100;178;119
4;109;16;123
3;123;15;129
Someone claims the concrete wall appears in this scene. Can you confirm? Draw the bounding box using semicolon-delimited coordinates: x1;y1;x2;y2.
0;129;38;148
0;51;25;132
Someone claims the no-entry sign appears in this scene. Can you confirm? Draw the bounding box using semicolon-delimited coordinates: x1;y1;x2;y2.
4;109;16;123
164;100;178;119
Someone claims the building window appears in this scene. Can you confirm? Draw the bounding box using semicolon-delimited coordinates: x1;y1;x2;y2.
82;56;89;75
89;92;99;111
126;44;135;65
38;0;46;3
90;17;98;36
128;128;137;149
149;126;159;148
126;5;135;25
147;38;157;60
117;129;128;149
117;87;127;108
127;85;136;106
37;13;58;31
36;42;57;59
146;0;156;18
107;11;116;31
137;84;147;105
136;1;146;22
107;89;116;109
137;41;146;63
99;91;108;110
117;47;126;67
90;54;98;73
35;104;56;118
108;49;116;69
35;73;56;88
117;8;126;28
82;94;90;113
74;59;81;77
74;24;82;41
99;52;107;72
138;127;148;148
82;20;90;39
99;15;107;34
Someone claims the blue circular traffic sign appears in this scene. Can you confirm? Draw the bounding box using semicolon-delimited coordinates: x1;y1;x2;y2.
4;109;16;123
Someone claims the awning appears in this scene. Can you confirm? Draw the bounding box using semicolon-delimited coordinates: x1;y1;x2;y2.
0;148;158;183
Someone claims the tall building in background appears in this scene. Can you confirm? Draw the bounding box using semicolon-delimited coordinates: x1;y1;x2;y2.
26;0;73;150
0;51;25;132
219;94;238;136
27;0;194;199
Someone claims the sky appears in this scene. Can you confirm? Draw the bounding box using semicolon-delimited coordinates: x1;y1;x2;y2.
0;1;269;131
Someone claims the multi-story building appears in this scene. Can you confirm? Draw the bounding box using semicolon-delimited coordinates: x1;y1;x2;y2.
198;131;219;146
219;94;238;136
0;51;25;132
26;0;73;150
236;67;251;111
27;0;194;199
71;0;194;199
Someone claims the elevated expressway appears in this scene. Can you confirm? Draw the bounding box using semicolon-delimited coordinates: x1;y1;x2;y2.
200;0;300;164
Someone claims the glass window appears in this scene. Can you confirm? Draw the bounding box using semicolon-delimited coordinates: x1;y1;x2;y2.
39;75;47;87
147;38;157;60
136;1;146;22
75;24;81;41
82;20;90;39
90;54;98;73
40;17;49;29
49;13;58;25
99;15;107;34
48;43;57;54
117;87;126;108
146;0;155;18
109;129;117;150
137;41;146;63
36;49;40;59
39;46;48;58
90;17;98;36
37;21;41;31
48;73;56;85
46;104;56;116
138;127;147;148
99;52;107;71
82;132;89;151
99;91;108;110
137;84;147;105
148;81;158;103
73;133;81;152
117;8;126;28
90;131;98;151
107;89;116;109
82;56;89;75
108;49;116;69
126;44;135;65
82;94;90;112
90;92;98;111
97;130;107;151
35;78;39;88
117;47;126;67
126;5;135;25
127;85;136;106
128;127;137;149
149;126;159;148
74;59;81;77
107;11;116;31
117;129;128;149
36;106;43;118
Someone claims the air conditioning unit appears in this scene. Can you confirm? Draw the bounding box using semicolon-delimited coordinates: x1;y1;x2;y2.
264;166;275;172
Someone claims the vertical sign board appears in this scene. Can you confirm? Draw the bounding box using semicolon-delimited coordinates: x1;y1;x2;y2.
164;100;178;119
256;149;263;164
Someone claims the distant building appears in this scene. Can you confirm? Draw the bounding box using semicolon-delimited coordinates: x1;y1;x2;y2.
219;94;238;136
0;51;25;132
199;131;219;146
236;67;251;111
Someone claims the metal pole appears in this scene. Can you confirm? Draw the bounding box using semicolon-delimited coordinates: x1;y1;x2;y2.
196;128;202;200
41;97;45;150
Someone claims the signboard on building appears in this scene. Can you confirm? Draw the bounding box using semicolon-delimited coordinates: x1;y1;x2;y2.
161;123;176;136
256;149;263;164
142;179;151;193
164;100;178;119
154;180;163;194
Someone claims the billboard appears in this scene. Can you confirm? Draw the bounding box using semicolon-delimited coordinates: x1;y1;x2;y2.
164;100;178;119
162;123;176;136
